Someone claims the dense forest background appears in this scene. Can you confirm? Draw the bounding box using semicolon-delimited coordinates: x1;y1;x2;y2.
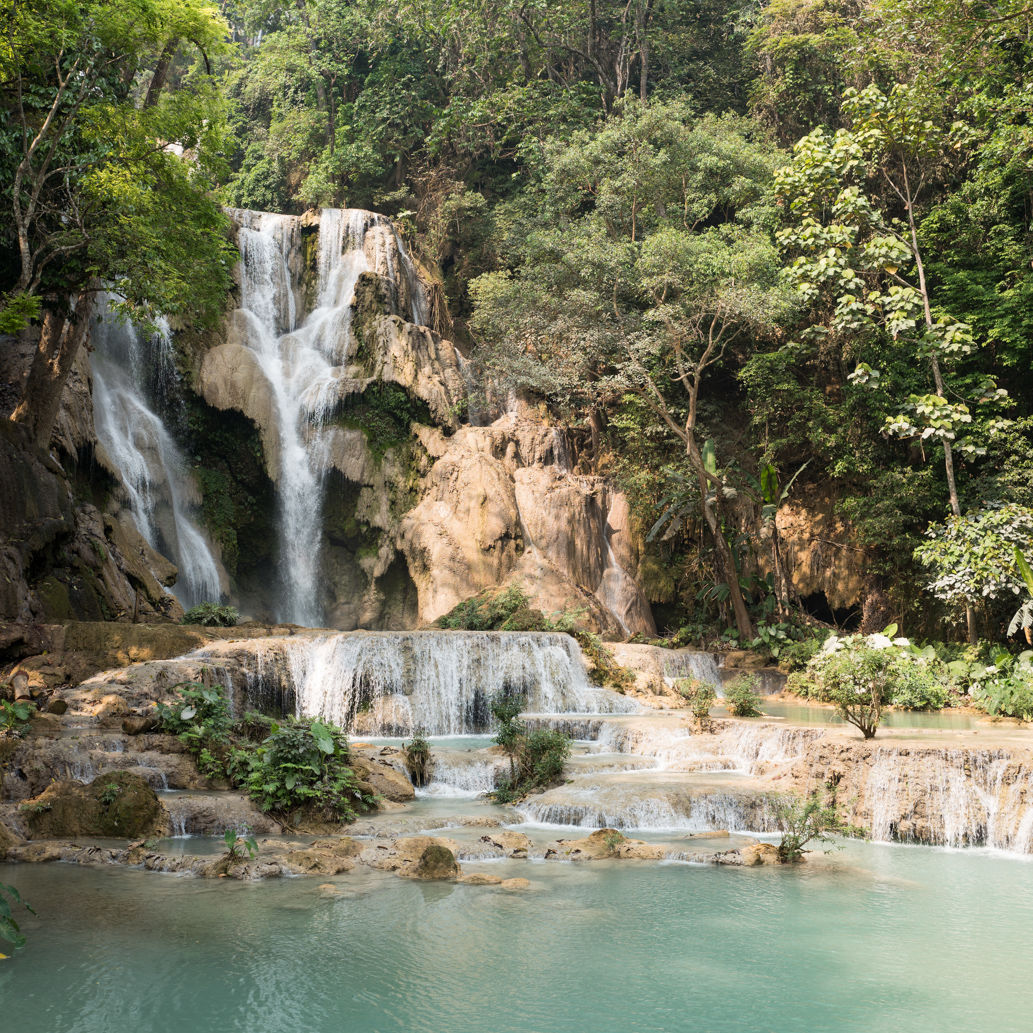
3;0;1032;644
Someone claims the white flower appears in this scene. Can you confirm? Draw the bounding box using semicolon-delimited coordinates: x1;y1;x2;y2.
822;635;843;653
892;637;911;647
867;634;893;649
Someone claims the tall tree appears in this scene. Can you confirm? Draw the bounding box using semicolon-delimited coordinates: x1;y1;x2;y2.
1;0;234;446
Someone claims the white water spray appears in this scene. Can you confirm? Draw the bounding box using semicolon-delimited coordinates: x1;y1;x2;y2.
90;298;222;607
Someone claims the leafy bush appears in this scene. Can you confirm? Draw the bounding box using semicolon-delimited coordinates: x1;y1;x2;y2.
965;651;1033;719
773;788;845;863
677;678;717;720
488;694;571;803
0;698;34;735
182;603;240;627
724;674;763;717
157;681;233;779
810;645;893;738
403;726;431;787
890;663;951;710
435;585;532;630
241;718;374;823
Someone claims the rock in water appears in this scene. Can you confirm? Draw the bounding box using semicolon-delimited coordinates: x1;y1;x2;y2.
20;771;168;839
402;843;460;881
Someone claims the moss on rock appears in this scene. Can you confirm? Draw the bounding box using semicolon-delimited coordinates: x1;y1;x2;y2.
20;771;168;839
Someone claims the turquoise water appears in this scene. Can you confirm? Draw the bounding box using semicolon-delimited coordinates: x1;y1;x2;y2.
729;701;986;731
2;841;1031;1033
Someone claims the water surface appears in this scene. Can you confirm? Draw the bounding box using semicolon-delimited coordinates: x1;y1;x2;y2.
2;840;1030;1033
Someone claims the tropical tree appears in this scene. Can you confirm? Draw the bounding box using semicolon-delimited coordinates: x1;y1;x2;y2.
0;0;234;447
775;83;1014;641
472;101;790;637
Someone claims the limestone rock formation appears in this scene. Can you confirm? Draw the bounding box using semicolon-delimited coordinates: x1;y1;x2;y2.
19;771;168;839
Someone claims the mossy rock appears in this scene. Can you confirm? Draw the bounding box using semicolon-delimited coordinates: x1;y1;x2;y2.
410;843;460;881
20;771;168;839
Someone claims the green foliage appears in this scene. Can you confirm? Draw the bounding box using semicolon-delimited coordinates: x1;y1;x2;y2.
181;603;240;627
488;693;571;803
332;383;432;462
436;586;536;631
603;830;626;854
0;699;35;735
403;727;431;788
98;782;122;807
1;0;236;329
677;679;717;721
725;675;764;717
914;506;1033;626
223;825;259;861
241;718;374;823
965;651;1033;721
156;681;233;779
0;882;36;951
773;787;845;862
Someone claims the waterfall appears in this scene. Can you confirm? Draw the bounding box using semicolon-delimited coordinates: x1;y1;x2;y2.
90;297;222;607
662;651;723;691
226;630;639;734
231;207;428;626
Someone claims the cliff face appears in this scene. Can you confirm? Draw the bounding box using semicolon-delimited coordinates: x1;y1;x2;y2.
0;338;186;625
183;206;656;635
1;207;656;634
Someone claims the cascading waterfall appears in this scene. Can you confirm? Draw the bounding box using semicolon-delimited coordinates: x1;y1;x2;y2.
232;208;428;626
866;748;1033;852
263;630;640;735
90;297;222;607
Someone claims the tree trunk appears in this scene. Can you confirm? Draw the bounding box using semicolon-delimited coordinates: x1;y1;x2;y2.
636;1;650;103
9;291;94;448
143;38;180;108
686;435;754;640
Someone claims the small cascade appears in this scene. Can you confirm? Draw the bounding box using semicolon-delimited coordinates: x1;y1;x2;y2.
517;783;778;833
231;207;429;626
661;650;723;691
90;297;222;607
229;630;640;735
422;753;503;797
865;748;1033;852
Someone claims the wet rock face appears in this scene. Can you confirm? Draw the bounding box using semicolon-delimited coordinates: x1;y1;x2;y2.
20;771;168;839
188;207;656;637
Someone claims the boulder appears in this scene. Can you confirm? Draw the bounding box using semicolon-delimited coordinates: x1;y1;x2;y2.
399;843;461;881
458;872;504;886
20;771;168;839
478;830;532;858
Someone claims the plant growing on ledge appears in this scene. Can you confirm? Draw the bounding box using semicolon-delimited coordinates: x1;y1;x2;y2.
403;727;432;787
241;718;376;824
0;698;35;736
157;681;233;779
677;678;717;731
773;788;845;863
724;674;763;717
223;825;259;862
182;603;240;627
488;694;571;804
